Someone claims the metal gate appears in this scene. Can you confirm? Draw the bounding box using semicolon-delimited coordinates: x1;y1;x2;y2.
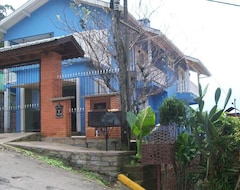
0;64;119;134
59;68;119;135
0;63;40;133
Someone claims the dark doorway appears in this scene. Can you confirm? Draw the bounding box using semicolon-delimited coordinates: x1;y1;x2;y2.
63;84;76;133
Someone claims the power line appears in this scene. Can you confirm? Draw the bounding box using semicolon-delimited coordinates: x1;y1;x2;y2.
207;0;240;7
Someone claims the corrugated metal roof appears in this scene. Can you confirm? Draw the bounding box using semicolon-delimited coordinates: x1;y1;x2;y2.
0;35;84;67
0;35;60;52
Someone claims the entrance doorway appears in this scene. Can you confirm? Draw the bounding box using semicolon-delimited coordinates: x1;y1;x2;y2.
63;83;77;134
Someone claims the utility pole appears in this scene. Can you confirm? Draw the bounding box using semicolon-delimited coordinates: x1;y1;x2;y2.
110;0;131;149
125;0;131;110
124;0;131;149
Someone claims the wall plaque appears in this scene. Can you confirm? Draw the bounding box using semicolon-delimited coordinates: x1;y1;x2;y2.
56;103;63;118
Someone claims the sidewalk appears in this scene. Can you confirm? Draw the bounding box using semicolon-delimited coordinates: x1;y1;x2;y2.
0;133;119;190
0;132;122;153
0;132;37;144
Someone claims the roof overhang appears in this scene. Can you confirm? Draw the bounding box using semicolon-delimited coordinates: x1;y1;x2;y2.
0;0;49;40
184;55;211;77
0;35;84;67
74;0;109;9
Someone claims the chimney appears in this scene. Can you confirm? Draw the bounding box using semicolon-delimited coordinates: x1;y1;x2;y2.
110;0;120;11
138;18;150;27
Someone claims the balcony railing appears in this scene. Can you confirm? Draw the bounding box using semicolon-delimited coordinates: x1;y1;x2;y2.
177;80;198;96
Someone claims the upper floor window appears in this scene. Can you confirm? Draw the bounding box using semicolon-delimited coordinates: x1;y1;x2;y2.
10;32;54;45
93;102;106;110
168;57;175;70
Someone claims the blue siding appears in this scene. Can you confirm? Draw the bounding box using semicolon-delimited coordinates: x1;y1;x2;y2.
5;0;112;42
5;0;69;40
7;65;39;88
148;91;167;124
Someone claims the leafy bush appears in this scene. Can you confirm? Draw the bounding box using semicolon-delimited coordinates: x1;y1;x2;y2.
159;97;187;127
189;85;240;189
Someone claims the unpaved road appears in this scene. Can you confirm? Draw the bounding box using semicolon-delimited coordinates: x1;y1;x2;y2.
0;148;115;190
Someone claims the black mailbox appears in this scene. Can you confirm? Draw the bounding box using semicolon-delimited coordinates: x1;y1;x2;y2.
88;111;122;127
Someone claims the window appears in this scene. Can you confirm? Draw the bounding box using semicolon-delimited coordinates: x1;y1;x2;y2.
93;102;106;110
94;78;109;95
10;33;54;45
168;57;175;70
90;96;110;111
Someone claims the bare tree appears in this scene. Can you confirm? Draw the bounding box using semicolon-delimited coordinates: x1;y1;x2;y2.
55;1;183;147
57;3;182;104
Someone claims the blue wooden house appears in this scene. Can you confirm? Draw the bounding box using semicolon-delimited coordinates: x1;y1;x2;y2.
0;0;210;140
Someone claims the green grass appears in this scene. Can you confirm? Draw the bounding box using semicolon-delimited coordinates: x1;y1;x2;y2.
15;148;116;188
39;155;72;171
17;148;73;171
16;148;72;170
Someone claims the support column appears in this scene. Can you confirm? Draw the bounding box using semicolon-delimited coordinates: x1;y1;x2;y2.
20;88;25;132
3;41;10;133
3;87;10;133
76;77;81;133
40;51;63;137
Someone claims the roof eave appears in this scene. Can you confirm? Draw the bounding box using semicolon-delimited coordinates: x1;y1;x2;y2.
0;0;49;39
0;35;84;67
185;55;211;77
74;0;109;8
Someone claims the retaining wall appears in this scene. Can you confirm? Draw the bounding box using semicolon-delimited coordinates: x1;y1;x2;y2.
12;144;134;182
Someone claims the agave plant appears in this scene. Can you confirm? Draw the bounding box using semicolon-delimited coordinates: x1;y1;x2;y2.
189;84;237;189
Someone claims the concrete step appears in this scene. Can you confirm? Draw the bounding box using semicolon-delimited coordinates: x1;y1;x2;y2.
41;136;87;148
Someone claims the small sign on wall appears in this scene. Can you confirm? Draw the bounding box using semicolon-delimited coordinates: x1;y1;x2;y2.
56;103;63;118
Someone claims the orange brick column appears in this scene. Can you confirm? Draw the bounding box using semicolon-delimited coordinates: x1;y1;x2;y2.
50;99;72;137
85;94;121;139
40;52;71;137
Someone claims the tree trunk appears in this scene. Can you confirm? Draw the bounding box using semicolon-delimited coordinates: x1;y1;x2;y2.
111;11;130;149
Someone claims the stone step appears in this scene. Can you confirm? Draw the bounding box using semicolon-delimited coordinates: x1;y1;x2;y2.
41;136;87;147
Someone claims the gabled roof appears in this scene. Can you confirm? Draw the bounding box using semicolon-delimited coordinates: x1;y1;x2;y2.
142;25;184;56
0;0;109;40
0;0;49;39
0;35;84;67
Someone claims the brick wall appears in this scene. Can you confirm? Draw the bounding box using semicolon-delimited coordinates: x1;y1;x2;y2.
85;94;121;139
40;52;71;137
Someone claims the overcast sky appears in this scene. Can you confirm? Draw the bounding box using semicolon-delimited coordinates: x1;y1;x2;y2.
2;0;240;110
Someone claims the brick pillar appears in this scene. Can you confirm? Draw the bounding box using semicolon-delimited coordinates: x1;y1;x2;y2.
40;52;71;137
85;94;121;139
